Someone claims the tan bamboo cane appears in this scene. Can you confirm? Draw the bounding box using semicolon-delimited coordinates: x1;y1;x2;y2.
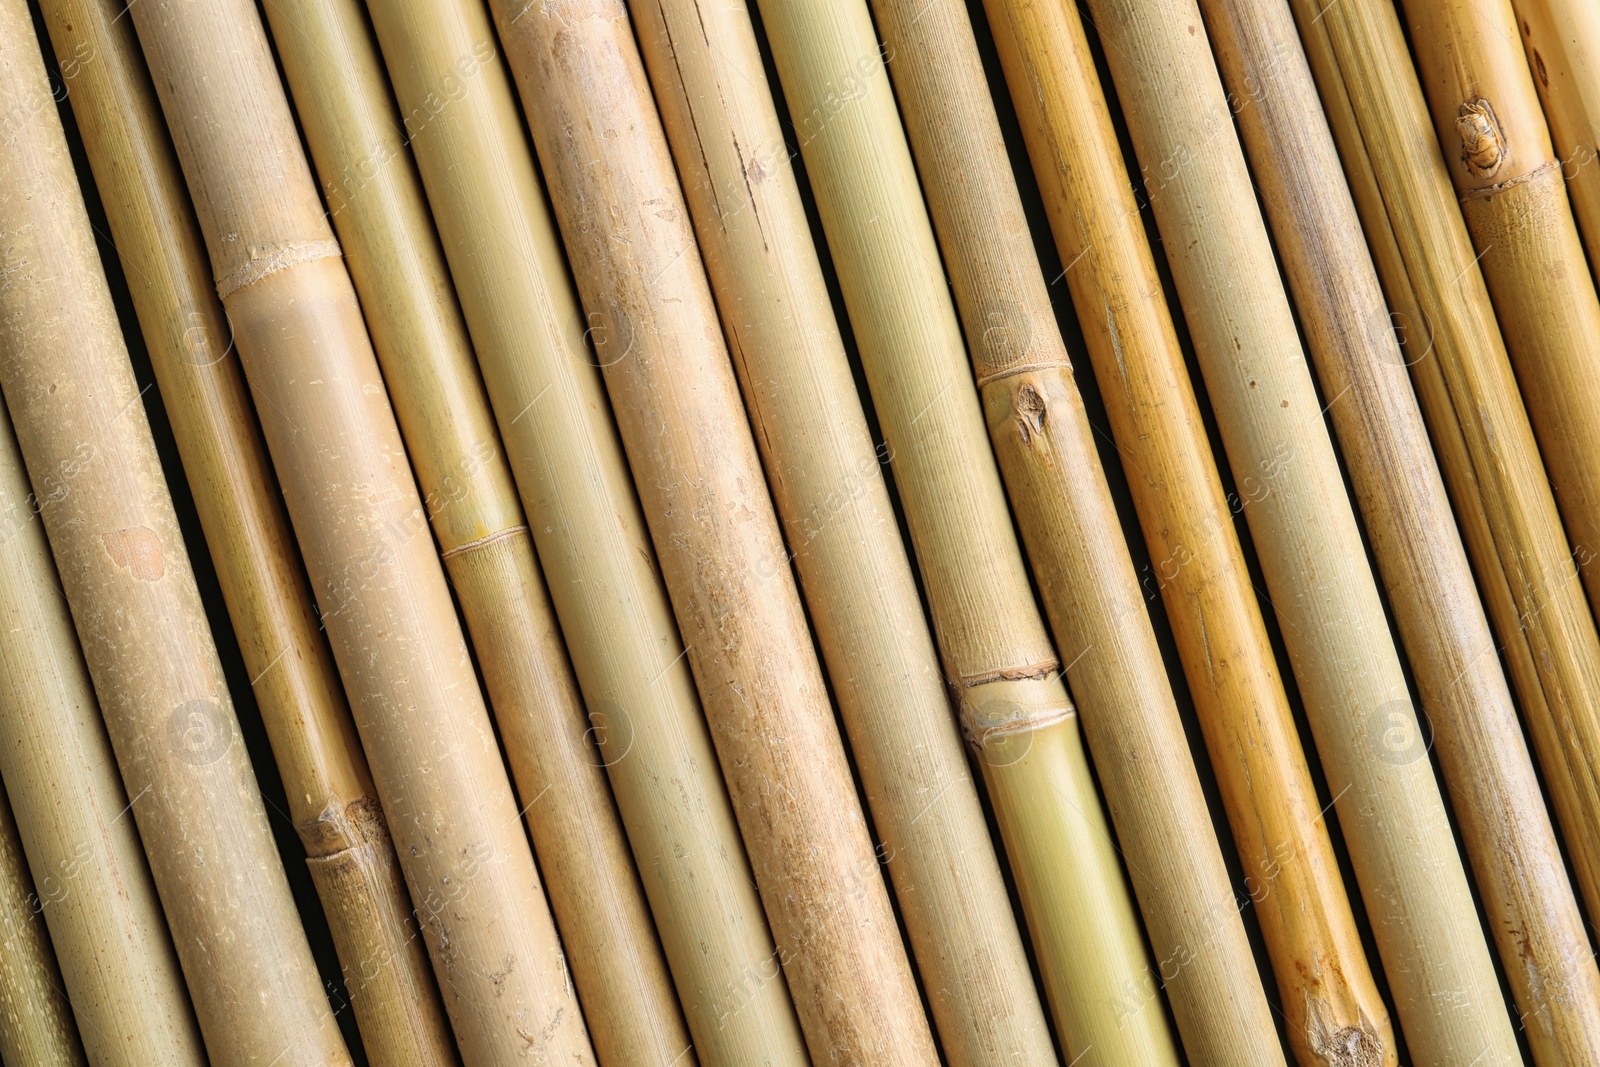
1075;0;1522;1063
0;3;352;1062
260;0;690;1059
1401;0;1600;633
934;0;1387;1061
627;0;1061;1062
34;2;454;1060
0;333;204;1064
0;780;83;1067
357;1;807;1062
126;1;593;1061
484;3;937;1061
1289;0;1600;1038
1199;0;1600;1062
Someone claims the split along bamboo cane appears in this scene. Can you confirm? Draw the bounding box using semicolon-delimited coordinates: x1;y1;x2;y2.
627;0;1059;1062
1198;0;1600;1062
1401;0;1600;637
35;1;454;1060
956;0;1387;1061
1074;0;1522;1063
358;1;807;1061
484;3;937;1061
0;3;352;1062
1288;0;1600;1034
260;0;690;1059
0;315;203;1064
127;1;593;1061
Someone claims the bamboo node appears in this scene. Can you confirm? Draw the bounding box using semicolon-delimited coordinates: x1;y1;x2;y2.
974;357;1074;387
1456;99;1508;179
215;239;343;299
437;524;530;559
957;671;1074;753
1457;157;1562;202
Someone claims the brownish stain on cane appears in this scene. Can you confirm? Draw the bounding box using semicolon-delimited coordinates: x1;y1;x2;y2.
1457;98;1507;179
102;526;163;580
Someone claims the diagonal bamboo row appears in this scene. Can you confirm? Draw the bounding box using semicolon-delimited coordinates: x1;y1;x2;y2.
34;2;455;1060
626;0;1060;1063
1075;0;1522;1063
1201;0;1600;1062
260;1;690;1060
0;3;352;1062
950;0;1385;1061
358;0;809;1060
1289;0;1600;1037
126;0;593;1061
484;2;938;1061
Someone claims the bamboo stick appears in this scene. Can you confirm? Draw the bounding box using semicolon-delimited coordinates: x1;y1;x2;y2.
358;2;807;1061
0;3;352;1062
1074;0;1522;1063
260;0;690;1060
944;0;1387;1061
1401;0;1600;642
627;0;1059;1062
483;3;937;1062
126;1;592;1061
1289;0;1600;1051
1200;0;1600;1062
34;2;454;1060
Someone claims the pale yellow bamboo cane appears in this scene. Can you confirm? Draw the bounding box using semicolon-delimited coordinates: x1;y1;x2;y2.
628;0;1058;1062
484;2;938;1061
1076;0;1521;1063
0;3;350;1062
1200;0;1600;1063
260;0;690;1059
358;0;808;1060
127;0;592;1061
35;3;454;1060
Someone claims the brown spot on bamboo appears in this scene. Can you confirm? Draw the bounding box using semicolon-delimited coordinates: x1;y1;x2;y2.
101;525;163;580
1457;98;1507;178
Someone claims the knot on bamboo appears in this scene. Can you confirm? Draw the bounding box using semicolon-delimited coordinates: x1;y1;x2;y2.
957;671;1074;756
1456;99;1507;180
215;239;344;299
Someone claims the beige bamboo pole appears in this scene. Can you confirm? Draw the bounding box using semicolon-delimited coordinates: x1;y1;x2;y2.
1288;0;1600;1043
628;0;1060;1062
1199;0;1600;1062
0;2;352;1062
126;1;593;1062
0;330;204;1065
483;3;937;1062
260;0;690;1060
358;1;808;1061
1074;0;1522;1063
35;2;454;1060
1401;0;1600;633
918;0;1386;1061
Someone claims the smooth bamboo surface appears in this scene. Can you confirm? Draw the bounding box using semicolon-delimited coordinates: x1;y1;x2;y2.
1204;0;1600;1064
1290;0;1600;1054
485;2;938;1062
1076;1;1521;1064
0;347;203;1064
628;0;1059;1062
127;0;593;1061
359;1;808;1061
1403;0;1600;637
980;0;1382;1062
35;2;453;1060
261;2;689;1060
0;3;351;1062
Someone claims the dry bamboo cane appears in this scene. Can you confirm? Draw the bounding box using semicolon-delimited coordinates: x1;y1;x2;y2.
127;1;593;1061
356;1;807;1062
34;2;454;1060
0;2;352;1062
260;0;691;1060
1074;0;1523;1063
1401;0;1600;634
1198;0;1600;1063
933;0;1387;1061
484;3;937;1062
0;298;204;1065
627;0;1060;1062
1288;0;1600;1044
